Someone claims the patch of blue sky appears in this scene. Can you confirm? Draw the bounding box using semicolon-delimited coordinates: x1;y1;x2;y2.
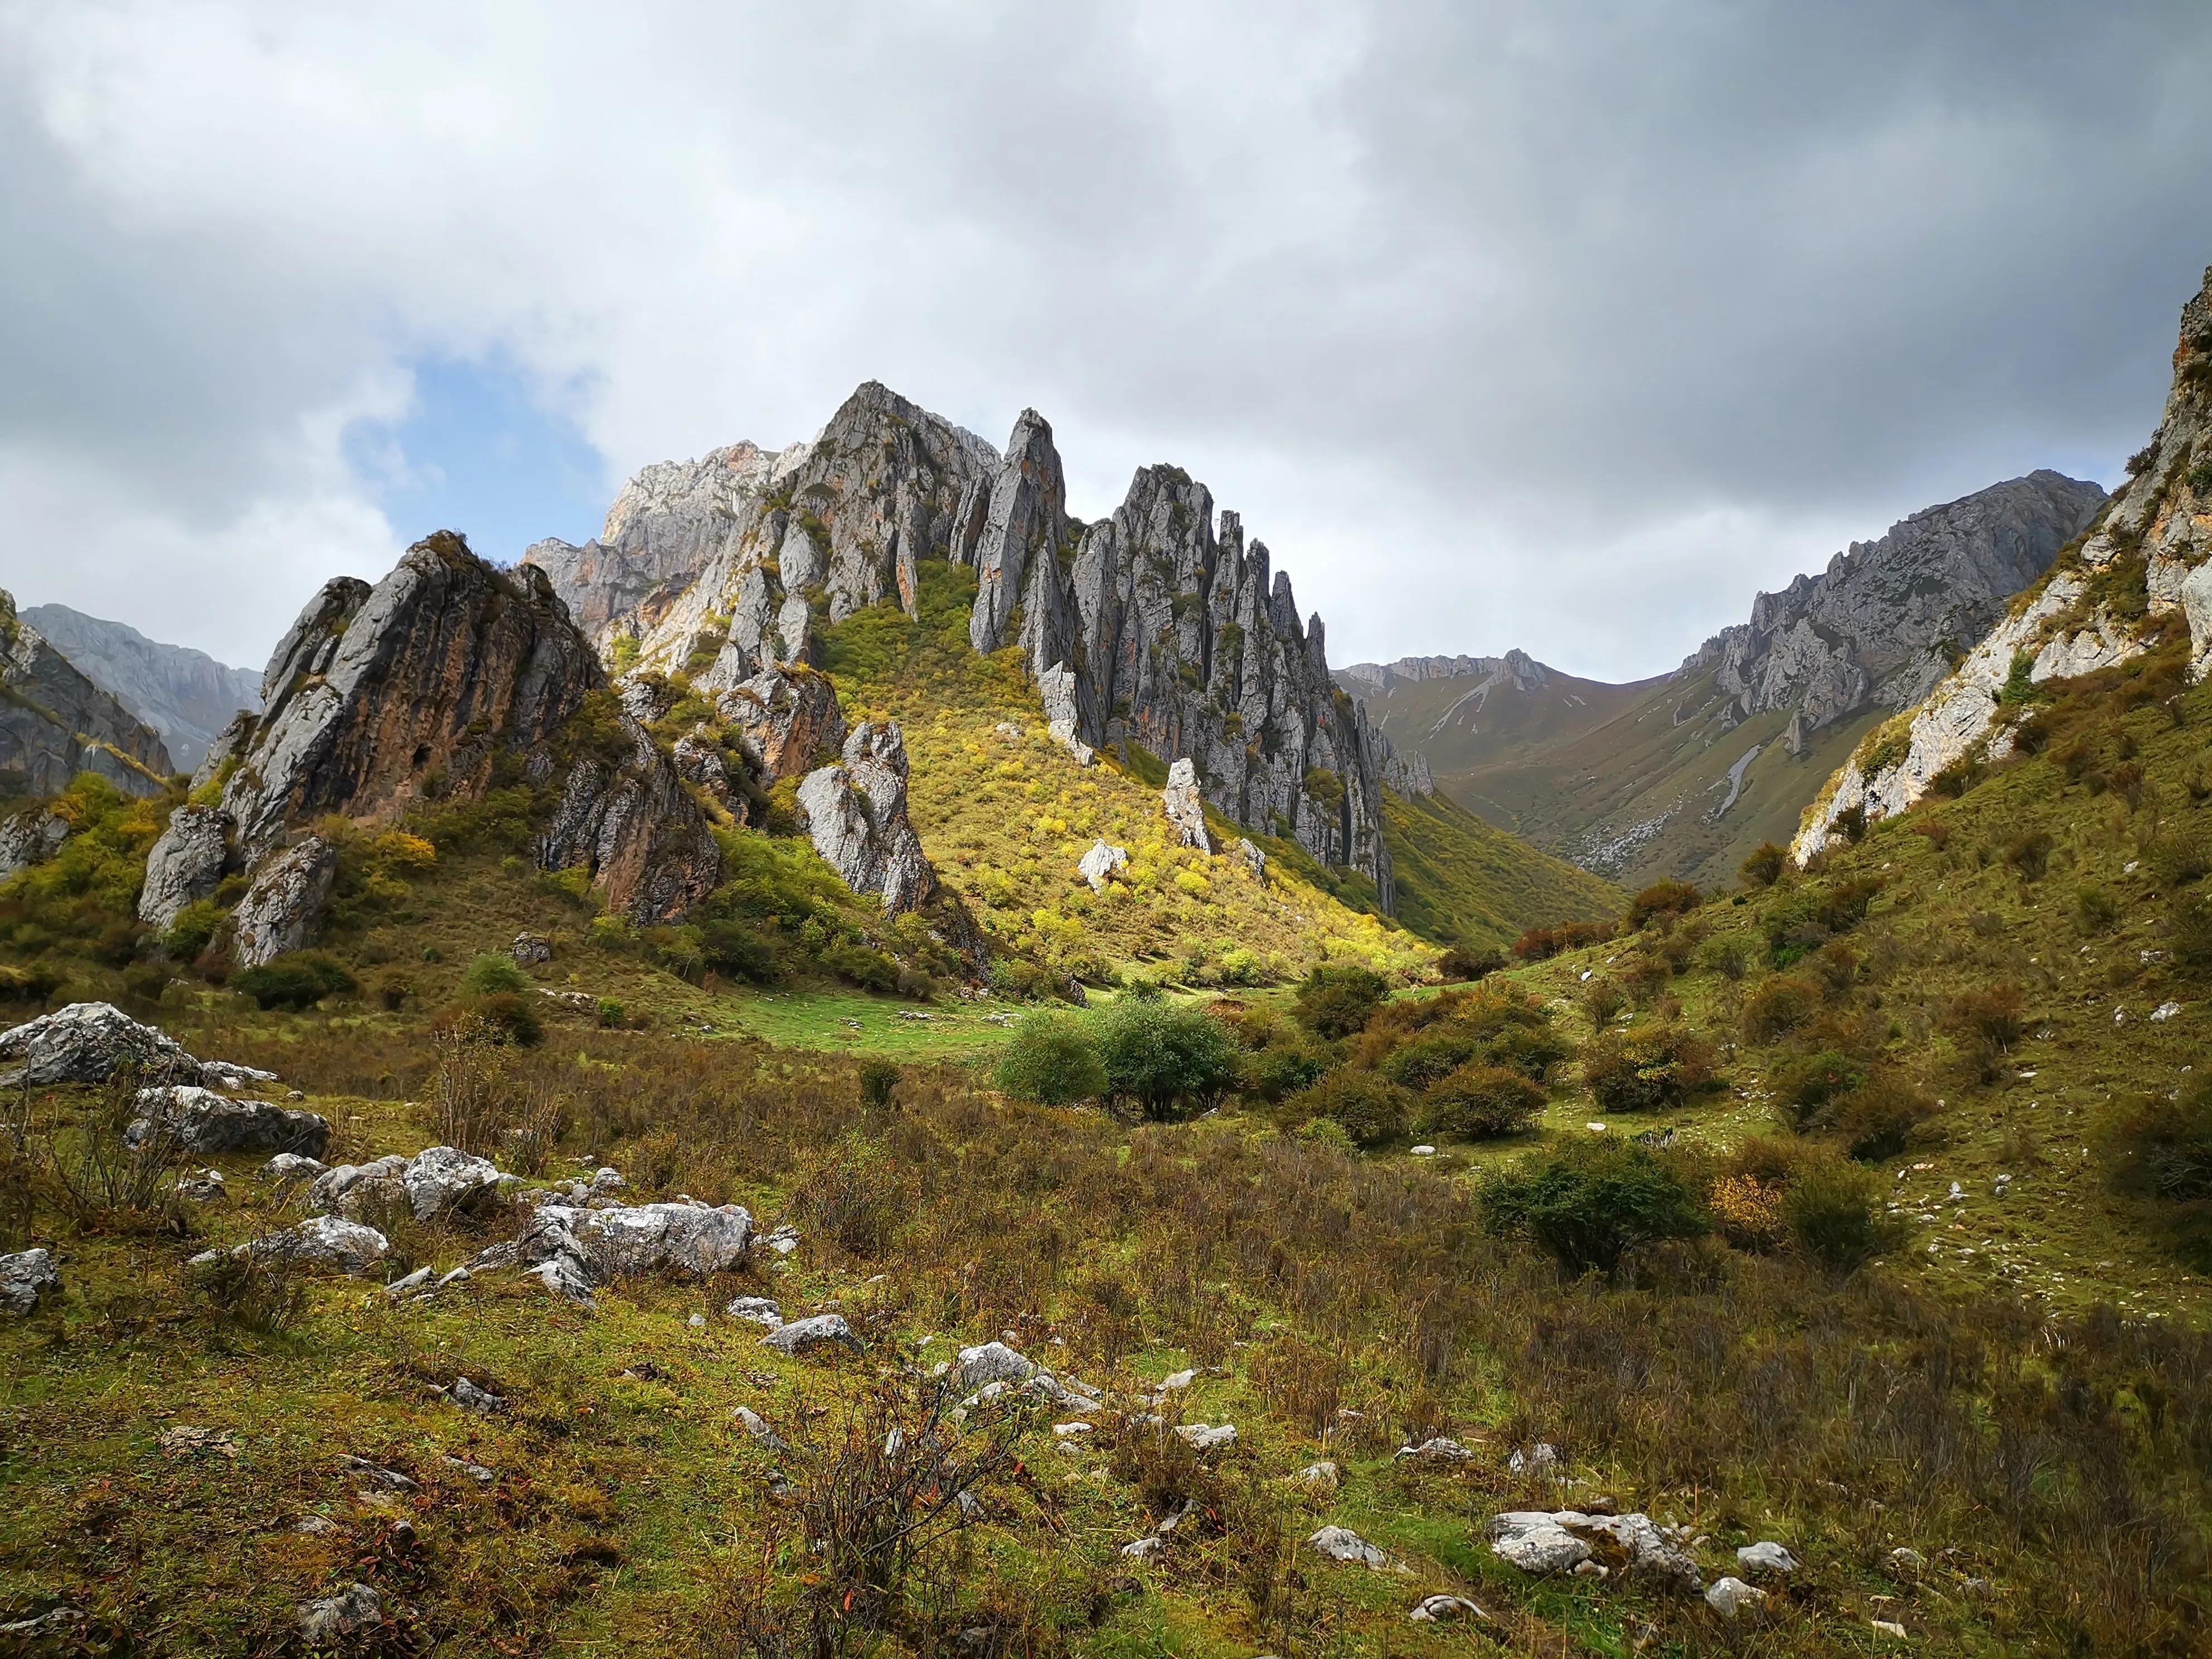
346;352;609;565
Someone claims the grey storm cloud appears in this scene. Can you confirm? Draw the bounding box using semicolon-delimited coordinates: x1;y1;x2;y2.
0;0;2207;678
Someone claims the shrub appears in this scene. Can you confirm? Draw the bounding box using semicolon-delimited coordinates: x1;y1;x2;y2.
434;992;544;1048
1783;1157;1903;1272
1437;945;1503;983
1707;1169;1787;1251
994;1013;1106;1106
1941;983;2024;1080
1578;977;1627;1027
1581;1025;1713;1114
231;951;356;1011
2172;889;2212;971
2108;1080;2212;1204
2146;826;2211;888
1094;997;1239;1120
1775;1049;1863;1127
459;952;532;996
1282;1070;1413;1148
162;899;225;962
0;963;65;1003
1376;1029;1480;1090
1291;966;1388;1039
1511;919;1614;961
1696;934;1751;979
596;997;627;1028
1480;1139;1707;1277
1833;804;1868;844
185;1239;308;1335
2005;828;2055;881
1739;843;1786;889
823;941;900;993
1741;976;1820;1044
2075;883;2121;933
1626;880;1701;931
1419;1064;1544;1141
858;1059;901;1112
1762;876;1881;965
1828;1076;1941;1161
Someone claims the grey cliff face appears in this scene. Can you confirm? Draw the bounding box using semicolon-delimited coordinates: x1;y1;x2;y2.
0;589;172;799
552;384;1397;908
21;604;260;773
140;532;719;959
797;721;937;914
1338;651;1548;698
1687;471;2107;734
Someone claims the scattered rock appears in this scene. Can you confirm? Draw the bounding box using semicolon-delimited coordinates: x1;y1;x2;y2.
337;1455;416;1492
1157;1368;1195;1391
442;1456;496;1484
1234;837;1266;881
2152;1001;2182;1022
1486;1512;1593;1575
1705;1577;1766;1617
1294;1461;1340;1491
1408;1594;1486;1624
1077;840;1128;894
1508;1442;1560;1474
1120;1535;1164;1560
762;1313;859;1355
954;1341;1036;1390
726;1295;785;1330
293;1516;339;1536
1161;758;1212;853
450;1377;505;1414
157;1424;241;1459
1;1248;60;1314
266;1152;328;1182
510;932;552;966
295;1582;382;1644
1053;1422;1093;1438
584;1201;753;1276
1173;1423;1236;1451
1873;1619;1909;1639
1737;1541;1799;1577
1396;1437;1476;1464
764;1224;801;1255
129;1086;329;1158
176;1168;226;1202
1410;1144;1436;1157
735;1405;789;1452
248;1215;390;1276
1307;1525;1388;1568
400;1146;510;1220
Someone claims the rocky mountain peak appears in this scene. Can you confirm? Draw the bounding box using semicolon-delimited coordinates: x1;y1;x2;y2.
535;383;1396;906
18;605;259;773
0;588;172;799
1684;469;2107;736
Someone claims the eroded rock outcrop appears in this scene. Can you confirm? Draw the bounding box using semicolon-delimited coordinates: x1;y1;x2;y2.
1796;267;2212;860
173;533;719;933
0;589;172;799
797;722;937;913
547;386;1397;907
21;604;259;773
230;835;338;967
0;1003;275;1090
0;806;72;881
136;803;231;930
710;664;848;783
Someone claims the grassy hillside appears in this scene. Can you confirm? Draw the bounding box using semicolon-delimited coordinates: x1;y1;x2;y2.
1382;785;1622;948
1345;659;1659;776
1451;667;1884;891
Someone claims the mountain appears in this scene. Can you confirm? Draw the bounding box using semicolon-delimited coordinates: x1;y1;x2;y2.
1350;472;2106;891
0;588;171;802
527;381;1398;908
1798;264;2212;856
20;604;260;772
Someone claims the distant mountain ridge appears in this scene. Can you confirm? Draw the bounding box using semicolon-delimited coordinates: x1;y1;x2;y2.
22;604;260;772
0;590;171;803
1343;470;2107;889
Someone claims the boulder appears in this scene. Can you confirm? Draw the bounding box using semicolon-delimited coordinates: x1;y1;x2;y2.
1507;1442;1560;1474
1161;758;1211;853
249;1215;390;1276
1234;837;1266;881
1173;1423;1236;1451
137;803;234;930
230;837;338;968
309;1156;410;1220
1395;1437;1477;1464
579;1201;752;1275
1307;1526;1387;1568
265;1152;328;1182
1486;1512;1593;1575
510;932;551;966
725;1295;784;1329
0;806;72;880
954;1341;1035;1390
734;1404;788;1451
128;1086;329;1158
0;1002;270;1089
1078;840;1127;894
400;1146;509;1220
295;1583;383;1644
762;1312;859;1355
451;1376;505;1414
797;722;938;913
1705;1577;1767;1617
713;665;847;783
1;1247;60;1314
1737;1541;1799;1577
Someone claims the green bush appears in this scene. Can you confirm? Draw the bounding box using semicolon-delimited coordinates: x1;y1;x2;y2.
1282;1070;1413;1148
1783;1157;1904;1272
1376;1029;1481;1090
162;899;225;962
595;997;628;1029
859;1059;902;1112
1094;997;1238;1120
1480;1140;1707;1276
1696;934;1752;979
2074;883;2121;934
1828;1076;1941;1161
1739;843;1786;889
436;992;544;1048
231;951;357;1011
1580;1025;1713;1114
1437;945;1503;983
1419;1064;1543;1140
1626;880;1701;931
1776;1049;1864;1127
1291;965;1388;1040
995;1013;1107;1107
459;952;532;996
1237;1041;1330;1104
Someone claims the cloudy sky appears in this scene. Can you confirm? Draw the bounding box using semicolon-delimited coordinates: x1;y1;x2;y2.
2;2;2208;681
